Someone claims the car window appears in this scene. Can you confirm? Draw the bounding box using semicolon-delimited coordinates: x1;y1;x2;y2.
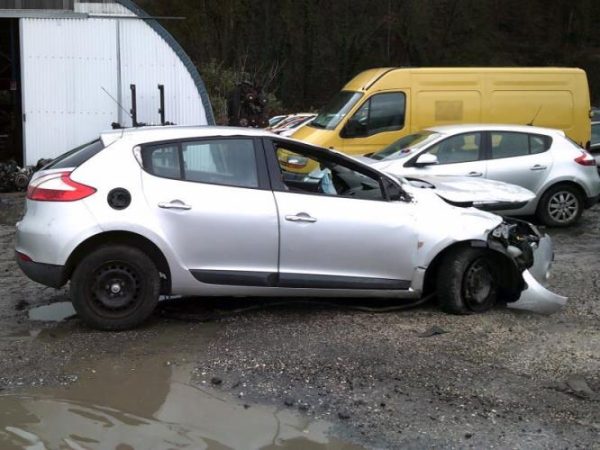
45;139;105;169
490;131;552;158
371;131;440;161
274;144;385;201
343;92;405;137
592;124;600;146
310;91;363;130
426;132;482;164
182;139;258;188
141;139;259;188
490;132;529;159
142;144;181;179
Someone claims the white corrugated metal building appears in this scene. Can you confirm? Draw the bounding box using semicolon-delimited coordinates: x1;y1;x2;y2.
0;0;214;165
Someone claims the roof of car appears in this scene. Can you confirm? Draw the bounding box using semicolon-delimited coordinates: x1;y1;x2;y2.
100;125;277;146
424;123;566;136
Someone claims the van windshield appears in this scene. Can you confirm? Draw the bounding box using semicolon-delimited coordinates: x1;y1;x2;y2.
370;132;440;160
310;91;363;130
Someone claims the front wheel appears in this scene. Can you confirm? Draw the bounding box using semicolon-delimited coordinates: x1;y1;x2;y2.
70;245;160;330
437;248;497;314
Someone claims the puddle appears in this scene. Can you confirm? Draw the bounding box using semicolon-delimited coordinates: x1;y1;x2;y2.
0;356;364;450
28;302;76;322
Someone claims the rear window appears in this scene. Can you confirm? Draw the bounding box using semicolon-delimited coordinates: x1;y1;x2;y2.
44;139;105;170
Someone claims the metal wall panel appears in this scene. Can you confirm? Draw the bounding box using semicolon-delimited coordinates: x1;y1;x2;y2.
20;13;209;164
117;18;207;128
20;18;118;164
74;1;135;16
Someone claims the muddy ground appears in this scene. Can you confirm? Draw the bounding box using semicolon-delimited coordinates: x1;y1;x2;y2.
0;192;599;449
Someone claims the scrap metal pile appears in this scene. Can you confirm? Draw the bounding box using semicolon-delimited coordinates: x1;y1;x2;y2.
227;81;269;128
0;159;50;193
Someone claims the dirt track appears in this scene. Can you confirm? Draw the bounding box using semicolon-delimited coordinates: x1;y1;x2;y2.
0;193;599;449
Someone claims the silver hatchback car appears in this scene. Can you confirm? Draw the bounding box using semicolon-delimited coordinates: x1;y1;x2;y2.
16;127;565;330
366;124;600;227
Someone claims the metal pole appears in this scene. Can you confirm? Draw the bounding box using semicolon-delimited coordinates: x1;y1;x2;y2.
130;84;137;127
158;84;165;125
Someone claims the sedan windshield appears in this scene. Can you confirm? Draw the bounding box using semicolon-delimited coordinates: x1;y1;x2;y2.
370;131;440;160
310;91;363;130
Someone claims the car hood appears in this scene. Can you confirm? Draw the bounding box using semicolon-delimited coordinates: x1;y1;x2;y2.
395;175;535;211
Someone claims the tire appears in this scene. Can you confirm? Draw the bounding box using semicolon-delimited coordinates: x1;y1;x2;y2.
437;247;497;314
536;184;583;227
70;245;160;331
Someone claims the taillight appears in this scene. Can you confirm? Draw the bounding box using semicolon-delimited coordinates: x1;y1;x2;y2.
16;251;32;262
27;172;96;202
574;151;597;167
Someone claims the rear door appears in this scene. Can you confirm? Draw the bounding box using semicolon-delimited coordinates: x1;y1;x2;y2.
484;131;553;193
140;137;279;284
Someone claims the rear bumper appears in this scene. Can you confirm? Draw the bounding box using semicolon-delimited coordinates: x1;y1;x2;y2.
16;253;66;289
584;194;600;209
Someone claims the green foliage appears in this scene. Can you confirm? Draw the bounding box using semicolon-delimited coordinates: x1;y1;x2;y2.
139;0;600;110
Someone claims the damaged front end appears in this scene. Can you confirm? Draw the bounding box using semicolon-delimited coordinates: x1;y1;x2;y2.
488;219;567;314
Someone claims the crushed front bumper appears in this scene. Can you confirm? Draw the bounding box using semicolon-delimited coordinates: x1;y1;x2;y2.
507;234;567;314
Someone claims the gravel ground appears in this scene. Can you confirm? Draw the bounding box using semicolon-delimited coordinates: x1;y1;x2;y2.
0;193;599;449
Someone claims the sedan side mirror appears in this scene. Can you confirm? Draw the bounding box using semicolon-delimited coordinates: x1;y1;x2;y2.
414;153;439;167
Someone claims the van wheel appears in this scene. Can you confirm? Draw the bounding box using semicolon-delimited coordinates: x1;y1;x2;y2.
537;184;583;227
70;245;160;330
437;248;497;314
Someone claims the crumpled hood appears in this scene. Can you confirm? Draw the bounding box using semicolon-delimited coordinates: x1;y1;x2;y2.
401;175;535;210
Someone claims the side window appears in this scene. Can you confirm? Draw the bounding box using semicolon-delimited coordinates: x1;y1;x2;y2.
490;132;529;159
141;139;259;188
343;92;405;138
182;139;258;188
490;132;551;159
142;144;181;179
426;132;482;164
274;144;385;201
591;124;600;148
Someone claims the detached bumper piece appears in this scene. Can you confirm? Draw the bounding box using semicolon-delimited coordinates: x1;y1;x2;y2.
508;234;567;315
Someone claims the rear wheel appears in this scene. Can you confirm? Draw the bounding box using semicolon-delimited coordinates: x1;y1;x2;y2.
70;245;160;330
437;248;497;314
537;184;583;227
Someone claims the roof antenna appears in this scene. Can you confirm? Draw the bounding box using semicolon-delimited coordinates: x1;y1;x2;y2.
527;105;543;126
101;86;132;128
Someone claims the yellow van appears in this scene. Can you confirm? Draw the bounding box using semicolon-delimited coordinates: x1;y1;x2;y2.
292;67;592;159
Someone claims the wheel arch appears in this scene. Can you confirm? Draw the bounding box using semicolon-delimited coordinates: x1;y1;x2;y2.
64;231;172;294
422;240;523;301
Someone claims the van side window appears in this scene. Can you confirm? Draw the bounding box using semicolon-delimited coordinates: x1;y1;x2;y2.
342;92;405;138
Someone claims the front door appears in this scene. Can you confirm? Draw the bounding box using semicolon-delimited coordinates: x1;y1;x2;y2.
140;137;279;283
269;139;418;289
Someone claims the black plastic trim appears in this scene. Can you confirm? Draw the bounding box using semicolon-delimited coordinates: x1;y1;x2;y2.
16;256;66;289
191;270;278;287
190;269;411;290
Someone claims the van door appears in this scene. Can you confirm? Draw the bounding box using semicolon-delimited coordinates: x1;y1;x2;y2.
340;91;408;156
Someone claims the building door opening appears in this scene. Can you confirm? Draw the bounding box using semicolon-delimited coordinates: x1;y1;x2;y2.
0;18;22;166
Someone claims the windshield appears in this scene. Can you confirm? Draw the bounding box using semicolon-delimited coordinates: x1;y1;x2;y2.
310;91;363;130
370;132;440;160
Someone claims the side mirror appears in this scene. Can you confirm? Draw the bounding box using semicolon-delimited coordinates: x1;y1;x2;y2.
414;153;438;167
341;118;367;138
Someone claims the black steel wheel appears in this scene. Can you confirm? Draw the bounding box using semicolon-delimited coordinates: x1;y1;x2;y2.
71;246;160;330
437;247;497;314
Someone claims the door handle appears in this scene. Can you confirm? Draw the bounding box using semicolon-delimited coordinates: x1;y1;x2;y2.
158;200;192;210
285;213;317;223
467;171;483;177
530;164;547;171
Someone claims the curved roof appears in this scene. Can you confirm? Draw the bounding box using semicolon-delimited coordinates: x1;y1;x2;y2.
116;0;215;125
